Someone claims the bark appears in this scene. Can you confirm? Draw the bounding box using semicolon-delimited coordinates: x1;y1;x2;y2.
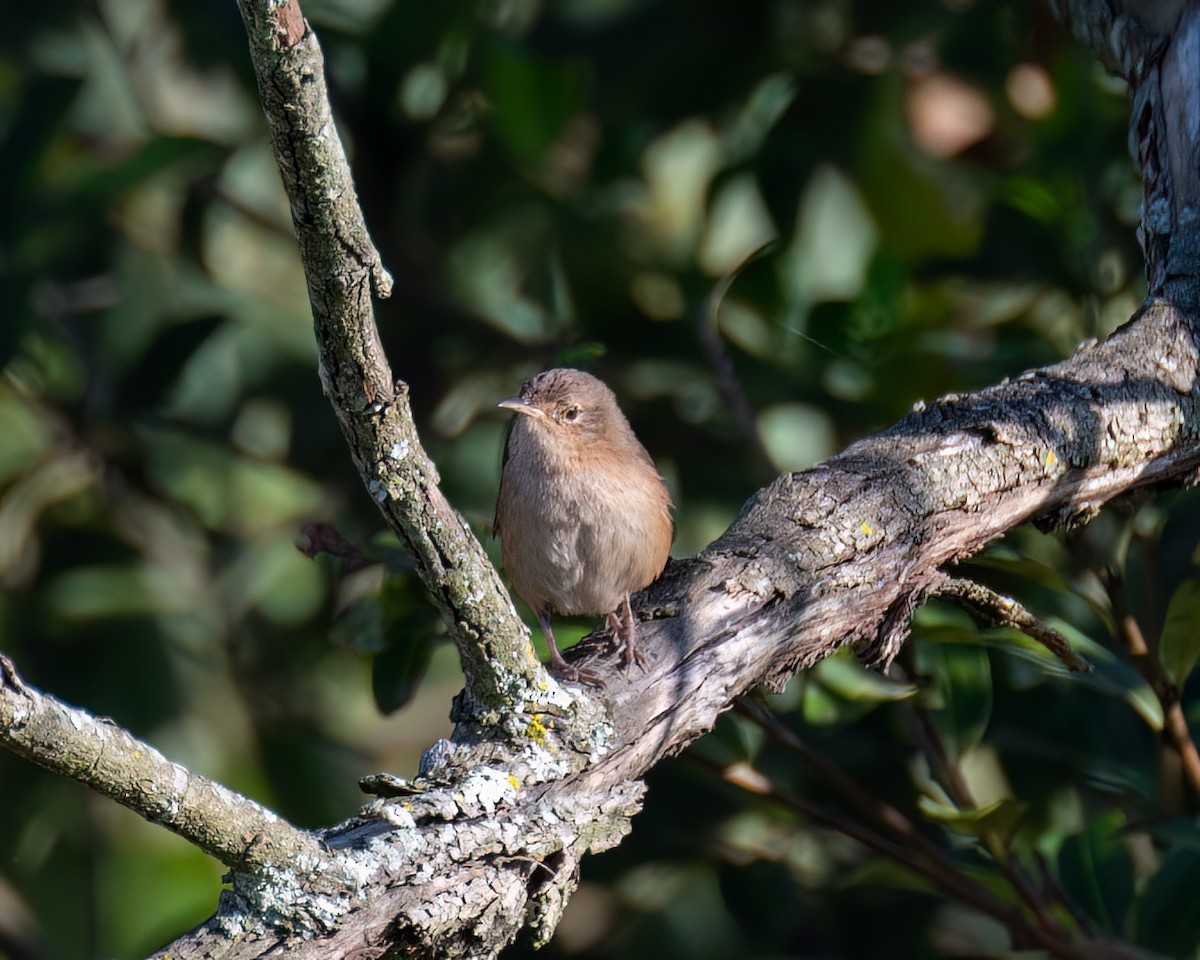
232;0;555;724
2;0;1198;958
0;655;332;876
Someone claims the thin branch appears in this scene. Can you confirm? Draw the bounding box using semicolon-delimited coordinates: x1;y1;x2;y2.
698;249;774;475
738;700;1092;952
1116;611;1200;798
694;751;1084;958
234;0;554;718
903;696;1074;944
936;576;1092;672
736;699;927;840
0;655;332;876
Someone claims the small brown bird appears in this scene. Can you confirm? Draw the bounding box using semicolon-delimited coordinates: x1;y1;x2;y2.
496;368;673;678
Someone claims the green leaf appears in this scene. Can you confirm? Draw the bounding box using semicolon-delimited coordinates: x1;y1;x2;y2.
917;640;993;757
800;649;916;728
812;648;917;703
917;796;1030;846
838;857;938;894
1134;849;1200;956
371;631;435;715
1057;811;1134;936
1158;577;1200;688
941;619;1163;731
116;315;223;413
371;574;438;714
483;44;585;167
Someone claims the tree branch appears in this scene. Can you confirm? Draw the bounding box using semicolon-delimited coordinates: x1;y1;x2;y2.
233;0;554;721
935;576;1092;672
1114;606;1200;797
4;0;1199;957
0;654;331;876
1052;1;1200;303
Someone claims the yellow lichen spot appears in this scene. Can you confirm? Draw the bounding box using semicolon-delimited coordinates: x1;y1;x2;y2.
507;773;521;790
860;522;874;537
526;714;548;742
1045;449;1057;466
132;750;142;760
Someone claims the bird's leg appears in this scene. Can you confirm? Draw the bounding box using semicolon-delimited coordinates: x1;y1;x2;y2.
539;613;602;686
607;593;646;675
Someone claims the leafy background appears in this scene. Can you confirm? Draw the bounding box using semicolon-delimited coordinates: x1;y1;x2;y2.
3;0;1198;957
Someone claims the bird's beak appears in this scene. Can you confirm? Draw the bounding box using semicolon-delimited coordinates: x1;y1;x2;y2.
498;396;545;419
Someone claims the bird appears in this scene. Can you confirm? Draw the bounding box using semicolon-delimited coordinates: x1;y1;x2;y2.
495;368;673;680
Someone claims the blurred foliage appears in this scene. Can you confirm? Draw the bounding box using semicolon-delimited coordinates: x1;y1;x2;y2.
3;0;1199;957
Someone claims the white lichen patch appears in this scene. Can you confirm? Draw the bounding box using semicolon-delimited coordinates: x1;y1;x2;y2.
516;742;571;783
456;767;517;816
378;803;417;830
218;862;353;941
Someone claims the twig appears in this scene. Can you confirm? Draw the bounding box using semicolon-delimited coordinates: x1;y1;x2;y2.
692;748;1084;958
937;576;1092;672
1116;611;1200;798
903;696;1075;943
736;699;925;840
1100;559;1200;801
0;654;333;876
740;699;1086;949
698;252;774;473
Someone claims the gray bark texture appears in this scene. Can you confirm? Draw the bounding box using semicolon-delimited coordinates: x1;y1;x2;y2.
1;0;1198;958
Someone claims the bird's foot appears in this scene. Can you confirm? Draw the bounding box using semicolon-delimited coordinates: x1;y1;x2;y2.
547;653;604;687
607;608;647;678
620;640;646;678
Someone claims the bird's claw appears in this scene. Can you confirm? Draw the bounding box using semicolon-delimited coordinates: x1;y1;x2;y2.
620;643;647;678
548;656;605;687
607;609;647;677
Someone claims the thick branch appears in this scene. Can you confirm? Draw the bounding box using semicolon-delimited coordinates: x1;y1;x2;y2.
1052;1;1200;306
149;297;1200;960
570;299;1200;789
1048;0;1165;81
0;655;329;875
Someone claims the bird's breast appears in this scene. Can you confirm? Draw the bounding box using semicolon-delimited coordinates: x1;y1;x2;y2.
498;437;671;617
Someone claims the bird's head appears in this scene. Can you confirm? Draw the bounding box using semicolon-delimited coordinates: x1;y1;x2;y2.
498;368;625;444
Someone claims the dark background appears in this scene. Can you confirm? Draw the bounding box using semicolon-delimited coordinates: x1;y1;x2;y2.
3;0;1198;957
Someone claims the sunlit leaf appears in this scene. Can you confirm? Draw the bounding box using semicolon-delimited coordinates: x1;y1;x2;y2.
917;796;1029;845
812;649;917;703
1158;576;1200;689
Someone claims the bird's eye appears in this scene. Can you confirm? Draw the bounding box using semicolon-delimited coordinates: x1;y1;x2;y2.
562;405;580;422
